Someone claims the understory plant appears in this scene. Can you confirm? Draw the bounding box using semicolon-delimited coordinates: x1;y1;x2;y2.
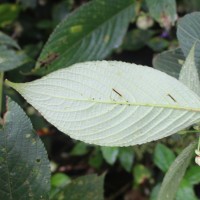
0;0;200;199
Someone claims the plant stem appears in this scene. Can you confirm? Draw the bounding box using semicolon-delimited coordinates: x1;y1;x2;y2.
0;72;4;116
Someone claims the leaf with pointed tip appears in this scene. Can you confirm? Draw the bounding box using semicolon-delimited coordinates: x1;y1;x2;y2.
157;142;197;200
5;61;200;146
179;44;200;96
0;98;50;200
33;0;138;75
0;31;20;49
153;48;185;79
177;12;200;66
0;45;30;72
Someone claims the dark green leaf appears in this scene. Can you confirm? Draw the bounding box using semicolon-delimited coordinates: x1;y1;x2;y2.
0;31;20;49
89;148;103;169
0;45;30;72
18;0;37;9
133;164;151;186
33;0;138;75
51;174;105;200
153;143;176;172
0;98;50;200
157;142;197;200
147;37;169;52
153;48;185;79
176;179;197;200
122;29;154;51
0;4;20;27
146;0;177;27
185;166;200;185
101;147;119;165
177;12;200;66
119;147;134;172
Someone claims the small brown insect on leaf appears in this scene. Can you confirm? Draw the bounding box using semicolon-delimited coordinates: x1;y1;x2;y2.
167;94;177;102
39;53;59;68
112;88;122;97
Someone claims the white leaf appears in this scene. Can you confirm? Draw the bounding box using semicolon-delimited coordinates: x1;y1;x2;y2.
6;61;200;146
179;43;200;96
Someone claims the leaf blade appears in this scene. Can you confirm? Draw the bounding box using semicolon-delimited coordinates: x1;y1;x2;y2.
6;61;200;146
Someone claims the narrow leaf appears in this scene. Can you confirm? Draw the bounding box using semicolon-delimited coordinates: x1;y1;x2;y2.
0;98;50;200
157;142;197;200
33;0;138;75
0;45;30;72
6;61;200;146
51;174;104;200
153;48;185;79
179;44;200;96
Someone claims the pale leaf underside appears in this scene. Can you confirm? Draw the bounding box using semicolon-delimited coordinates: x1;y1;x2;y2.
6;61;200;146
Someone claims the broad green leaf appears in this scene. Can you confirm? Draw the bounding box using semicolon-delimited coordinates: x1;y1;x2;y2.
33;0;138;75
6;61;200;146
153;143;176;172
0;45;30;72
89;148;103;169
145;0;177;27
179;44;200;96
51;174;104;200
150;183;161;200
101;147;119;165
153;48;185;79
119;147;134;172
133;164;151;186
177;12;200;65
185;166;200;185
0;98;50;200
157;142;197;200
176;179;197;200
0;31;20;49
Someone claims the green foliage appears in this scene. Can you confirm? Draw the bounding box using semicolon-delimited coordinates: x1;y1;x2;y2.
101;147;119;165
33;0;138;75
51;174;105;200
153;143;176;172
0;98;50;200
157;142;197;200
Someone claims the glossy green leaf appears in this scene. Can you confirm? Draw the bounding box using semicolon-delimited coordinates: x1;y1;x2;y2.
177;12;200;65
145;0;177;27
33;0;138;75
133;164;151;185
157;142;197;200
185;166;200;185
153;48;185;79
119;147;134;172
6;61;200;146
179;44;200;96
51;174;104;200
0;31;20;49
153;143;176;172
101;147;119;165
0;45;30;72
176;179;198;200
0;98;50;200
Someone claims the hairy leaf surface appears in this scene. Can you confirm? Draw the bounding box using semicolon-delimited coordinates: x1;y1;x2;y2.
6;61;200;146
